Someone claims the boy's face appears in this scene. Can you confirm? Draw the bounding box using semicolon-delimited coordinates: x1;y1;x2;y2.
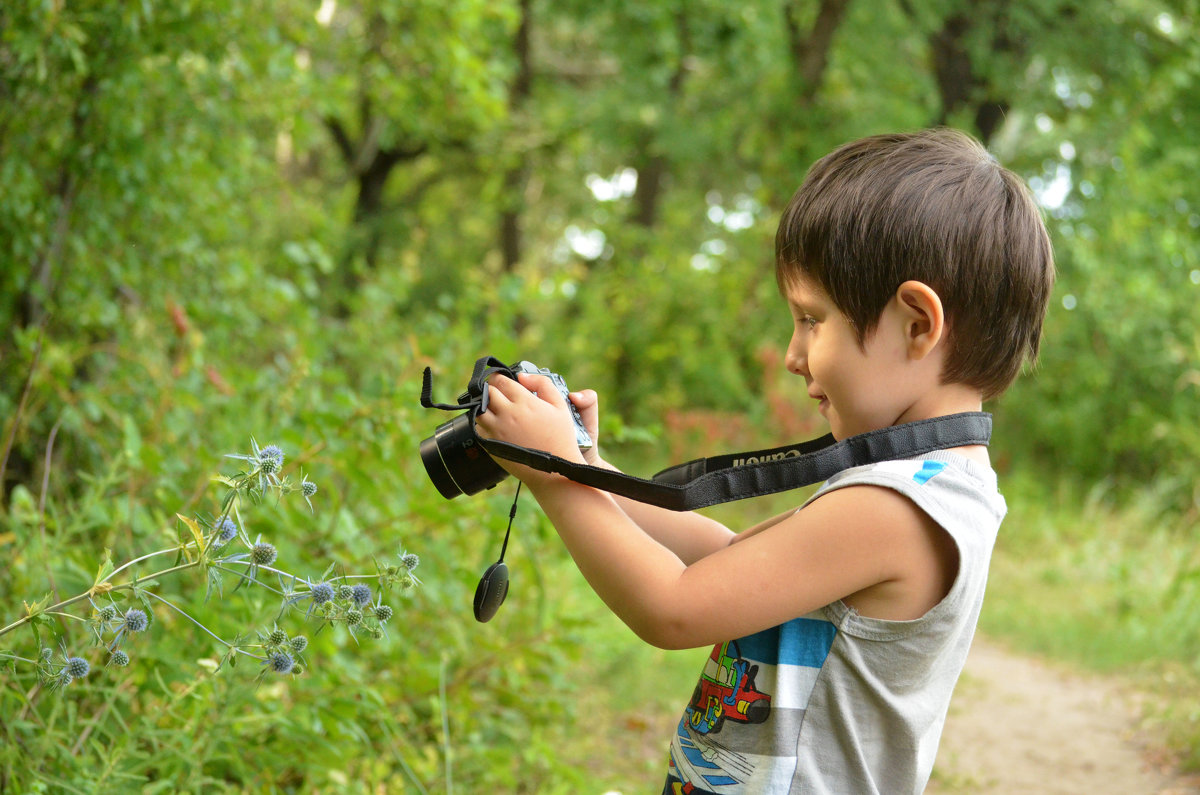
783;275;921;440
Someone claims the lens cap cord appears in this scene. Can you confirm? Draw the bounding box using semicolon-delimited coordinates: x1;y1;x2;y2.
473;482;522;623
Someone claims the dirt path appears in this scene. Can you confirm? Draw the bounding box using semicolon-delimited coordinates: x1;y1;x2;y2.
929;636;1200;794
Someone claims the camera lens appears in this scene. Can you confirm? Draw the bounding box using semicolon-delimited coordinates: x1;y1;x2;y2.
419;414;509;499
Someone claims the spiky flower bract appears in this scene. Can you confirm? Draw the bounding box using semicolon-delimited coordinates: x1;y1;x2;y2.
309;582;334;604
350;584;372;607
268;651;294;674
251;542;277;566
123;608;150;633
65;657;90;679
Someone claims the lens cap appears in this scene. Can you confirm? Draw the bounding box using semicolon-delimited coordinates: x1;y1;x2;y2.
473;560;509;622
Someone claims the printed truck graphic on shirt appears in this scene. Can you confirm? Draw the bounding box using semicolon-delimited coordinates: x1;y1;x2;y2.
686;640;771;735
667;615;840;793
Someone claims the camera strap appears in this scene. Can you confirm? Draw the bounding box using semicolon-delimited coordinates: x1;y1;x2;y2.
421;358;992;511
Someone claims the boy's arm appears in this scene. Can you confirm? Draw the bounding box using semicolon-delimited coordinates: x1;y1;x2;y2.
477;373;945;650
585;456;735;564
566;387;735;564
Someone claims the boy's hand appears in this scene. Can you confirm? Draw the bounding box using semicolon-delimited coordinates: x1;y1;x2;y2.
474;372;589;486
567;388;603;466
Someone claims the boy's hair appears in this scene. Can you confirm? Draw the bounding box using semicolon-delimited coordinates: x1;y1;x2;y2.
775;128;1055;401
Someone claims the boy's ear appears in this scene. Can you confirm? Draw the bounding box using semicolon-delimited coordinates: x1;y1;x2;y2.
894;280;945;360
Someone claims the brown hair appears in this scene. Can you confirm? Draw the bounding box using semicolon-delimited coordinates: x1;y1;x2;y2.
775;128;1055;400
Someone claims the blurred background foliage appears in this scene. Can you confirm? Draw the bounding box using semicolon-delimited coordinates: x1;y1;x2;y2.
2;0;1199;790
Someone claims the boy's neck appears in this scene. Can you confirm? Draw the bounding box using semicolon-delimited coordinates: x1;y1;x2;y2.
894;383;990;467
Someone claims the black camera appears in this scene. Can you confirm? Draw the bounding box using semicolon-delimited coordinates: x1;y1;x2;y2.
420;360;592;499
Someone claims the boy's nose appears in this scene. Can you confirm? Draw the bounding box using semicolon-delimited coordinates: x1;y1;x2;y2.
785;334;808;377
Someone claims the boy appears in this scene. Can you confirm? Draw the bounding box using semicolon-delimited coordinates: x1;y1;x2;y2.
475;128;1054;794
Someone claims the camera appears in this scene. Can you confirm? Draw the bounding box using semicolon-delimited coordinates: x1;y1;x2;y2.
420;360;593;499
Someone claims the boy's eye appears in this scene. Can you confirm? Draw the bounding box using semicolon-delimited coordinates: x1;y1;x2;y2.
798;314;817;330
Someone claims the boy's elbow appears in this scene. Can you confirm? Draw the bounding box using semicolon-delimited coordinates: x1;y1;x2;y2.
626;611;700;651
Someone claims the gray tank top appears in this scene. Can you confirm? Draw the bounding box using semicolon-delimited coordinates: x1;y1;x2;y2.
664;451;1005;794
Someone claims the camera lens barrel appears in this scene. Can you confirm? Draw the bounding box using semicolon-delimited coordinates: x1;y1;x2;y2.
419;414;508;499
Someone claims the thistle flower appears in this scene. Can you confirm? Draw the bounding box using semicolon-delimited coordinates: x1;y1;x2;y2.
259;444;284;464
251;542;278;566
258;445;283;474
350;584;372;607
289;635;308;653
309;582;334;604
109;650;130;667
268;651;294;674
337;584;354;600
267;628;288;646
216;517;238;545
401;552;420;571
374;604;393;623
65;656;90;679
345;609;363;626
98;605;118;622
299;474;318;512
40;647;54;662
123;608;150;633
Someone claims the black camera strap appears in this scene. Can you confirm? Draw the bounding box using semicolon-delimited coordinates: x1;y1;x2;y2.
421;358;992;511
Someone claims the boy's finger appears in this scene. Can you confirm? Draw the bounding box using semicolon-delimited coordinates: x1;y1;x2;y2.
483;374;522;407
569;389;598;409
517;372;564;406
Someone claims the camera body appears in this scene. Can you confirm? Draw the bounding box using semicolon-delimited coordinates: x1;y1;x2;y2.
419;360;592;500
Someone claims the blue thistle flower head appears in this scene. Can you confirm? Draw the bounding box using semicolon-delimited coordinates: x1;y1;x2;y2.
251;542;278;566
301;479;317;498
217;517;238;545
268;651;295;674
123;608;150;633
259;444;284;463
350;584;372;607
310;582;334;604
257;444;284;475
65;656;90;679
401;552;420;571
109;650;130;667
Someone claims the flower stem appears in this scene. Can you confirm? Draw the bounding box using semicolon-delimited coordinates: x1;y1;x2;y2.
142;591;232;650
0;561;201;639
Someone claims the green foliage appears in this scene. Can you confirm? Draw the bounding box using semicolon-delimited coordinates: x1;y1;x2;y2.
3;0;1200;787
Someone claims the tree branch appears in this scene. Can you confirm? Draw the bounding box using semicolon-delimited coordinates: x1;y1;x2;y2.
784;0;851;105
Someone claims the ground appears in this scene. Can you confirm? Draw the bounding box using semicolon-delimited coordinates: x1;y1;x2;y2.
928;636;1200;794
